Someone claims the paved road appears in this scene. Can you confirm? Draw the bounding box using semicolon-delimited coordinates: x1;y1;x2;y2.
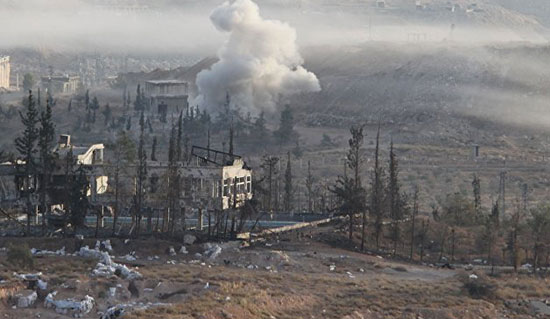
85;216;298;229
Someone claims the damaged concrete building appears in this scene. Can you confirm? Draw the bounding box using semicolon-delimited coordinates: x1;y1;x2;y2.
145;146;253;212
0;134;252;230
0;56;10;89
144;80;189;118
0;135;107;215
41;75;81;95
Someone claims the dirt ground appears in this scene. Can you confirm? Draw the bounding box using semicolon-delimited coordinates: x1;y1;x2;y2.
0;225;548;319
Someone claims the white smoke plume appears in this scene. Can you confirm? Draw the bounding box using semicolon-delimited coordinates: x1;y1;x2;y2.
195;0;321;114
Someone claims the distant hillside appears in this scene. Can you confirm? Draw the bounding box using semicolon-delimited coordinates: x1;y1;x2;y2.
287;42;550;145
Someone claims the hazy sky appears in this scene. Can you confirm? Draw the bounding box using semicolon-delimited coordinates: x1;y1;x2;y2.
0;0;547;55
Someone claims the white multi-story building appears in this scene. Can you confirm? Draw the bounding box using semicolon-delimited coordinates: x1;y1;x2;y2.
0;56;10;89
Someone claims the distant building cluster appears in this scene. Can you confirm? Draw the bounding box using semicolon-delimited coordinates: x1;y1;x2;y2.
0;56;10;89
41;75;81;95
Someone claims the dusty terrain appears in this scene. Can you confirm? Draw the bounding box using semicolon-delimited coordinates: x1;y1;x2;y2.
0;224;549;319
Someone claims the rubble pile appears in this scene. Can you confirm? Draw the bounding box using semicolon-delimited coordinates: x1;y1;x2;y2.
44;291;94;317
98;301;171;318
78;246;142;280
96;240;113;252
13;272;42;281
203;243;222;260
31;247;66;256
100;306;125;319
16;291;37;308
183;234;196;245
168;246;177;256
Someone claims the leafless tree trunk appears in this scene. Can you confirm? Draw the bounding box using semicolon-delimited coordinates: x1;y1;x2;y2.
409;187;419;260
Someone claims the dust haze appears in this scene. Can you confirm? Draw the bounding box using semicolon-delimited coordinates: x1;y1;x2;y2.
0;0;546;54
1;0;550;123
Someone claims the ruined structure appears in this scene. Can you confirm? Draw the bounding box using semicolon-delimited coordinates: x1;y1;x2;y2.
0;135;107;206
0;135;252;230
0;56;10;89
144;80;189;116
41;75;81;95
146;146;252;211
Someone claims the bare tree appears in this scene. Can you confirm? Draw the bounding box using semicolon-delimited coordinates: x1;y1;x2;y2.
283;152;293;212
135;112;148;236
528;204;550;272
484;202;500;273
111;131;135;236
419;219;430;262
508;199;526;272
472;174;481;214
306;160;314;214
260;156;279;213
388;139;404;255
409;186;419;260
370;122;385;249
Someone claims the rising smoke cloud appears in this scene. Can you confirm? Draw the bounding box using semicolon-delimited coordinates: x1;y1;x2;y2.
195;0;321;114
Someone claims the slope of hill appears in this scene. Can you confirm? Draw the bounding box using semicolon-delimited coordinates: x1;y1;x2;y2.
286;42;550;147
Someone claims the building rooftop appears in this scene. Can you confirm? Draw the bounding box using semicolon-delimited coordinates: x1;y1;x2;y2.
42;75;80;81
146;80;187;85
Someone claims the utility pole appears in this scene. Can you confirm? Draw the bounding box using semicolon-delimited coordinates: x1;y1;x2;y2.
499;171;507;218
261;156;279;213
521;183;528;212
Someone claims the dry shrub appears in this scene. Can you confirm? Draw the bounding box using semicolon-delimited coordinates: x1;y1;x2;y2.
7;243;33;269
460;274;496;300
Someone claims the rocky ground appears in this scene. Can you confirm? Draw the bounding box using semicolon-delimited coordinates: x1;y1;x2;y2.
1;224;550;318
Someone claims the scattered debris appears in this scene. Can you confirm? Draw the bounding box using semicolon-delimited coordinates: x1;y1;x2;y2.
179;246;188;254
99;302;171;317
31;247;65;256
37;279;47;291
95;240;113;252
184;234;197;245
469;274;478;280
16;291;37;308
14;273;42;281
77;246;105;260
204;243;222;260
168;246;176;256
531;300;550;315
44;291;94;317
100;306;125;319
121;253;137;262
329;265;336;271
78;246;142;280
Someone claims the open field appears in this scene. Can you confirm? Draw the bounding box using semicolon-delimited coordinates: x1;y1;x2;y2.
0;224;549;319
